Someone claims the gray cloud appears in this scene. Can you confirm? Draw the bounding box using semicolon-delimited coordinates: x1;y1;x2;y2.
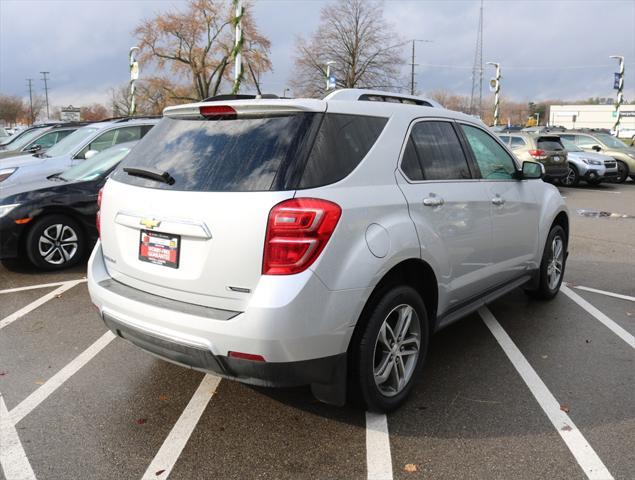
1;0;633;108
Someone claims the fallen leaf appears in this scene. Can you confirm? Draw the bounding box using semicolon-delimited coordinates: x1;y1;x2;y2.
585;339;590;344
158;394;169;401
155;470;166;476
560;404;570;413
626;312;633;317
541;355;548;359
0;372;7;376
561;425;572;431
56;294;62;298
136;418;147;425
35;380;45;385
404;464;417;473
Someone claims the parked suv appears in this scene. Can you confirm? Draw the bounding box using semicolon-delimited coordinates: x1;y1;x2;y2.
497;132;568;181
559;131;635;183
0;123;86;160
0;117;158;186
558;138;618;187
88;90;569;412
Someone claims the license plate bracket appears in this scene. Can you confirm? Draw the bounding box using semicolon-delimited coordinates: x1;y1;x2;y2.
139;230;180;269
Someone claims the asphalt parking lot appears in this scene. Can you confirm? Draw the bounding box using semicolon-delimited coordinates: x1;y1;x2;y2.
1;181;633;480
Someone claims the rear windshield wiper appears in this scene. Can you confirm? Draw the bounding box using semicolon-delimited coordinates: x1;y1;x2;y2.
123;167;175;185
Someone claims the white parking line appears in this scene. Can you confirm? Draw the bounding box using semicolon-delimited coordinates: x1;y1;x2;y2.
0;394;37;480
479;306;614;480
0;279;85;295
141;374;221;479
0;280;86;331
365;412;393;480
9;331;116;425
569;284;635;303
561;285;635;349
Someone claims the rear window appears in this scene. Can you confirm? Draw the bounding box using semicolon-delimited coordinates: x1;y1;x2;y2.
537;137;564;151
113;113;386;192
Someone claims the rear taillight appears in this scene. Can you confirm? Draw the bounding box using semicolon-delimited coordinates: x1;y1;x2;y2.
262;198;341;275
96;188;103;238
199;105;237;119
528;149;546;159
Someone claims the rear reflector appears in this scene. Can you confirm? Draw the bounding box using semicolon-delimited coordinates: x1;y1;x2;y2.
263;198;341;275
199;105;237;119
96;187;103;238
228;351;266;362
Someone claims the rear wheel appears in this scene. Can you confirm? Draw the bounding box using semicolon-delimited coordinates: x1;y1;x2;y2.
612;160;628;183
560;164;579;187
350;285;429;412
525;225;567;300
25;214;85;270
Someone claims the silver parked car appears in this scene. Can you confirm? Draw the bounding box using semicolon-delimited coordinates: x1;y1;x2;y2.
88;90;569;412
559;138;618;186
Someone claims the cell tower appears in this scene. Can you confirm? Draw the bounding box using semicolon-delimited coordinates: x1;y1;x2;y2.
469;0;484;117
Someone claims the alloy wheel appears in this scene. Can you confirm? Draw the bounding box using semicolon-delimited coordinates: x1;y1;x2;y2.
562;167;576;186
38;224;79;265
546;235;564;290
373;304;421;397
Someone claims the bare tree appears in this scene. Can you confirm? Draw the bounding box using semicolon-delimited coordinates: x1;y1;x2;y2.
290;0;406;98
134;0;271;101
80;103;110;121
0;95;26;126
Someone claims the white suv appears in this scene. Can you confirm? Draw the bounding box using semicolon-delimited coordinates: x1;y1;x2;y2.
88;90;569;412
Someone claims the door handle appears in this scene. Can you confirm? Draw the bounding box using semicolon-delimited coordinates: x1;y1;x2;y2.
423;196;444;207
491;196;505;206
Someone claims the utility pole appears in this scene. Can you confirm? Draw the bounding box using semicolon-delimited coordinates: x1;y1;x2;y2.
409;39;433;95
40;71;50;119
610;55;625;136
469;0;484;116
231;0;244;95
129;47;140;116
26;78;35;125
487;62;501;126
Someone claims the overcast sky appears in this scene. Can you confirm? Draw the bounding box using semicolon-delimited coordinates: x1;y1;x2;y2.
1;0;634;108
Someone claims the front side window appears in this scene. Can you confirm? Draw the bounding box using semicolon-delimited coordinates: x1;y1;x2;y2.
401;121;471;181
461;125;517;180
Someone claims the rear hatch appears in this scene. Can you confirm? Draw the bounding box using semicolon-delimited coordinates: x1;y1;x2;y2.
99;100;326;312
534;136;567;173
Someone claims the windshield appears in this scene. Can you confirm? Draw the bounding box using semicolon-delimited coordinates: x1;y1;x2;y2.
561;138;582;152
595;133;628;149
5;128;46;151
45;127;98;157
61;144;134;182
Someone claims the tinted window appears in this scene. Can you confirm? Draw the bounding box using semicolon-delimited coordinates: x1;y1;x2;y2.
462;125;517;180
510;137;526;149
114;115;319;192
537;137;564;151
298;114;387;188
401;121;471;181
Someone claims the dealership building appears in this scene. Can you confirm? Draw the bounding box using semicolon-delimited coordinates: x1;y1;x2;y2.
549;104;635;131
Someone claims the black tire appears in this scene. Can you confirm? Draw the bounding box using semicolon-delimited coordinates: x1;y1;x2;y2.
612;160;628;184
560;164;579;187
350;285;429;412
25;214;85;270
525;225;567;300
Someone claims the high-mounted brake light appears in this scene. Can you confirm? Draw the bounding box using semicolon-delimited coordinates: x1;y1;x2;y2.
263;198;341;275
199;105;237;119
96;188;103;238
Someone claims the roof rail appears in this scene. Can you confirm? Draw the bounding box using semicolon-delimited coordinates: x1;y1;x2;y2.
202;93;280;102
323;89;442;108
95;115;162;123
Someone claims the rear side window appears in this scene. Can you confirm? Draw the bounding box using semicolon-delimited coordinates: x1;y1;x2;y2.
510;137;526;149
298;114;387;189
537;137;564;151
400;121;471;181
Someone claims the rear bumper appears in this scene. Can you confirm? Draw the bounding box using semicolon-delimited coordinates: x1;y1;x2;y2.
543;165;569;180
88;241;366;395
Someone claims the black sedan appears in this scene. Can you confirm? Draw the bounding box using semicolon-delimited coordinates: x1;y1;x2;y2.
0;142;136;270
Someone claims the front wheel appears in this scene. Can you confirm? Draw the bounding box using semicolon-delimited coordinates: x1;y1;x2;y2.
350;285;429;412
25;214;85;270
612;160;628;183
525;225;567;300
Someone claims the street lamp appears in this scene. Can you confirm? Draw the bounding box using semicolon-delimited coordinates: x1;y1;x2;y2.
487;62;501;126
325;61;336;92
129;47;140;116
283;88;291;98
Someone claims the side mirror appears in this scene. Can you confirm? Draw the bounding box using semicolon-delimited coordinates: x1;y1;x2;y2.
84;150;99;160
27;144;42;153
591;145;602;152
519;161;544;179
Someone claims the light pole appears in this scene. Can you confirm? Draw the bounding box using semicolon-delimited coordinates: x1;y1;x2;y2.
283;88;290;98
129;47;140;116
610;55;624;136
409;39;433;95
325;61;336;92
487;62;501;126
231;0;244;95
